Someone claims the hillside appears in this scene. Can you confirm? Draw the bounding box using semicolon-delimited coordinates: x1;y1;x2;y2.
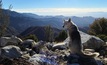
20;26;61;41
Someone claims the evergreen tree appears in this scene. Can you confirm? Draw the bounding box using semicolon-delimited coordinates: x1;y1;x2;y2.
45;25;54;42
55;30;67;42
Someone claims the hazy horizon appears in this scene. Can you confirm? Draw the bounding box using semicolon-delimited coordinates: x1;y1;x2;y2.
2;0;107;17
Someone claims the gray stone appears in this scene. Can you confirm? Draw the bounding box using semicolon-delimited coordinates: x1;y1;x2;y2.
80;31;105;49
0;36;22;46
67;63;80;65
67;54;99;65
29;54;58;65
52;42;68;51
1;45;22;59
21;39;36;49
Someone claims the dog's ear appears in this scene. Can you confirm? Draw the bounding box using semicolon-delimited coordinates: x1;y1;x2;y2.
68;18;71;22
68;18;74;25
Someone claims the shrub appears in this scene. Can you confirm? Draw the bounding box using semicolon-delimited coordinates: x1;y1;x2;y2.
23;34;38;42
97;34;107;42
88;18;107;41
88;18;107;36
55;30;67;42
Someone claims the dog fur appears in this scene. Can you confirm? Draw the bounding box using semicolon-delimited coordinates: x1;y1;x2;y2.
63;18;83;54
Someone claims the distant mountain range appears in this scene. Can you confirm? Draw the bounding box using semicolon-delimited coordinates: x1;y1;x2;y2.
0;9;98;36
82;12;107;18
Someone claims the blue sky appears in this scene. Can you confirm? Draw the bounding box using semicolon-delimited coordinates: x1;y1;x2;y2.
2;0;107;17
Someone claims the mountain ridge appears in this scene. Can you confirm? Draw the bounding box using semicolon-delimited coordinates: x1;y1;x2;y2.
20;26;61;41
0;9;96;35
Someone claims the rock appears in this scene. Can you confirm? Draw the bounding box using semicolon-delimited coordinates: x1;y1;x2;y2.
99;45;107;57
52;42;68;51
0;36;23;47
21;39;36;49
22;54;31;59
64;31;105;50
29;54;58;65
66;54;100;65
37;40;46;45
96;60;103;65
12;58;33;65
80;31;105;50
67;63;80;65
21;40;46;49
46;42;53;50
32;41;46;53
0;45;22;59
0;58;33;65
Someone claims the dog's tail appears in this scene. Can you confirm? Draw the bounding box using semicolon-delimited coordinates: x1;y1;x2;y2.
78;51;99;58
83;52;99;58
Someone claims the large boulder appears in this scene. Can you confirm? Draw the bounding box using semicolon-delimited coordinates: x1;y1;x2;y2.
0;36;23;47
80;31;105;50
64;31;105;50
0;45;22;59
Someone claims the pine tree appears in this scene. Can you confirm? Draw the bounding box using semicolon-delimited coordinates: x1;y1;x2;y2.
45;25;54;42
55;30;67;42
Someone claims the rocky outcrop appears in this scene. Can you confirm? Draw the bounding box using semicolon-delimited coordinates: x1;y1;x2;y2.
80;31;105;50
21;39;37;49
0;36;105;65
0;36;23;47
0;45;22;59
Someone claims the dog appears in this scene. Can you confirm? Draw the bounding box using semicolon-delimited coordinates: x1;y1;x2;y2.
63;18;83;54
63;19;99;65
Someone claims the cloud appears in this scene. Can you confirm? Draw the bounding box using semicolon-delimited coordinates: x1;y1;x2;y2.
13;8;107;16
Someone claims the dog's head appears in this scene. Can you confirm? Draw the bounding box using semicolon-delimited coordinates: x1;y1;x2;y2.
63;18;73;29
